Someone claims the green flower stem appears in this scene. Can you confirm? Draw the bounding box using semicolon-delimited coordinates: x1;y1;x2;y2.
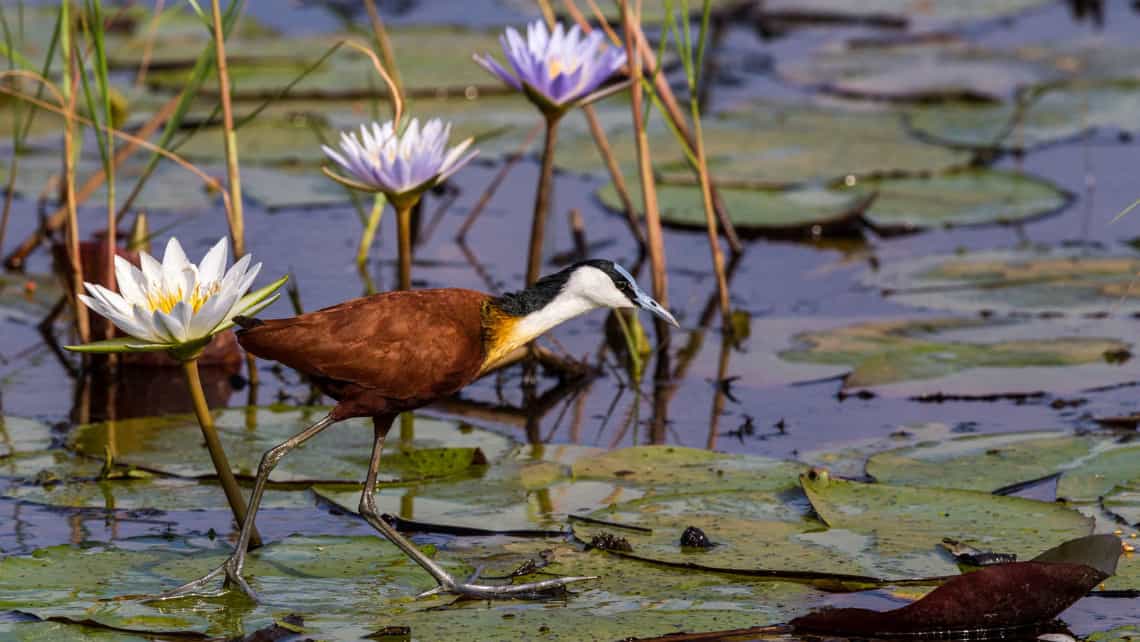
527;114;561;286
395;198;416;291
181;358;261;549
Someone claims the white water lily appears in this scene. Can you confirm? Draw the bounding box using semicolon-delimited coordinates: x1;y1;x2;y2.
69;237;286;356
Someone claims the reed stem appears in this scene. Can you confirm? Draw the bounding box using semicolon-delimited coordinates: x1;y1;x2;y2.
528;115;561;286
620;0;669;341
61;5;90;344
181;358;261;549
209;0;244;257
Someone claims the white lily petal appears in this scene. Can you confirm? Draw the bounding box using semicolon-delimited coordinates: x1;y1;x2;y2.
198;238;228;285
85;283;135;321
188;286;239;337
138;251;164;294
154;308;188;343
114;256;147;307
131;304;167;343
161;237;190;273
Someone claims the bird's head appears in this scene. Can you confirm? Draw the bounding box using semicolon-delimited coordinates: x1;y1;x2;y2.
558;259;679;327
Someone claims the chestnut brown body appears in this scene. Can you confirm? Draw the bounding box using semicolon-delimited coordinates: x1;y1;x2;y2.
236;288;491;420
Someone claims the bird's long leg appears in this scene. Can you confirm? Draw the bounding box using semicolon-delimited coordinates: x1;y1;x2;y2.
356;415;597;599
150;414;338;602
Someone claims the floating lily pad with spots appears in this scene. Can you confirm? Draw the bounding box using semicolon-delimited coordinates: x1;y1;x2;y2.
0;416;53;459
778;317;1140;397
866;431;1100;492
863;248;1140;315
562;101;969;186
906;80;1140;152
69;407;512;484
800;469;1093;579
597;181;872;235
857;170;1071;233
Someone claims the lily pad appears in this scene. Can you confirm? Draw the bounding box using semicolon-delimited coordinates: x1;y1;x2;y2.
561;101;969;186
571;445;804;492
143;27;514;99
857;170;1070;232
784;37;1140;103
778;317;1140;397
863;248;1140;316
4;476;311;511
69;407;512;484
761;0;1055;30
597;181;871;235
0;416;52;459
866;431;1100;492
1103;486;1140;527
906;80;1140;152
1057;444;1140;503
0;533;823;640
0;154;219;212
800;469;1093;578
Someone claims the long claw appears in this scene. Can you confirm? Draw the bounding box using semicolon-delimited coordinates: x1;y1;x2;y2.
420;574;598;601
142;559;259;604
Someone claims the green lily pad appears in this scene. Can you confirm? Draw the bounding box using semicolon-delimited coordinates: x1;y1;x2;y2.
69;407;512;484
1103;486;1140;527
784;37;1140;103
143;27;514;99
1088;625;1140;642
798;422;958;479
239;166;353;210
570;490;876;580
597;181;871;234
761;0;1054;29
0;532;823;640
779;317;1139;397
572;445;804;492
1057;445;1140;503
866;431;1100;492
858;170;1070;232
561;101;969;186
0;619;152;642
800;469;1094;578
906;80;1140;151
4;476;310;511
0;154;219;212
0;416;52;459
864;248;1140;316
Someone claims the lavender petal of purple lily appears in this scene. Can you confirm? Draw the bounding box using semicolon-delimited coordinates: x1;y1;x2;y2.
474;19;627;113
322;117;478;200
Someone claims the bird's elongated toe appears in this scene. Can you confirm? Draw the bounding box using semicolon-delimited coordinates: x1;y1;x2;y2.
144;559;259;604
417;574;599;600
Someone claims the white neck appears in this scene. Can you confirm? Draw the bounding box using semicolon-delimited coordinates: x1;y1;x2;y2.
513;290;598;344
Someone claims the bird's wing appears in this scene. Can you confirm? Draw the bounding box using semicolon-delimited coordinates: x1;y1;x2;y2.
237;289;489;401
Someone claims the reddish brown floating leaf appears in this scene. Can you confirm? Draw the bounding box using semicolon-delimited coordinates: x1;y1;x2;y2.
791;561;1110;636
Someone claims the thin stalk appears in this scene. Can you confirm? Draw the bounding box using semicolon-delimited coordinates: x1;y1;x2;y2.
86;0;118;338
133;0;165;87
61;4;90;344
209;0;244;257
362;0;403;112
528;115;561;286
583;104;644;246
181;358;261;549
395;199;414;290
680;0;729;323
356;194;386;266
620;0;669;341
456;120;542;242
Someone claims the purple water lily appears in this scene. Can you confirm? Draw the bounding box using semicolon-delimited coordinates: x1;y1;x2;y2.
474;20;627;114
322;118;477;200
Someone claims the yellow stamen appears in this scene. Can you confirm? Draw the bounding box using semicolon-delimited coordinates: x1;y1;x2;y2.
145;282;219;315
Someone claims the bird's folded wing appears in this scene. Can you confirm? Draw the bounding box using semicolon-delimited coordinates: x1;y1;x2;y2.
237;289;488;400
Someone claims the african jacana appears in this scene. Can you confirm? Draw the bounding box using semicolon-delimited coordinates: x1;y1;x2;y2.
161;259;678;601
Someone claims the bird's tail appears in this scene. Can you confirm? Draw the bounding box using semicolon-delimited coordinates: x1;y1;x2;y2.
233;315;265;331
